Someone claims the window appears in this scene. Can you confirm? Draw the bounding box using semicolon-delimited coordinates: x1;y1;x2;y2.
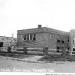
73;48;75;51
30;34;32;40
57;40;60;42
27;34;29;40
24;33;36;41
72;52;75;54
57;46;59;49
57;50;59;52
62;40;64;43
67;40;69;42
0;42;3;47
33;34;36;40
68;37;69;42
24;35;27;40
56;47;60;52
68;47;69;50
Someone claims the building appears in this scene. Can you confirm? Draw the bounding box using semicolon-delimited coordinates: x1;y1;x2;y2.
17;25;70;55
0;36;17;52
69;30;75;55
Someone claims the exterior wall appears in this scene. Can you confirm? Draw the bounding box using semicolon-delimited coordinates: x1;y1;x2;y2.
48;33;56;50
48;33;69;55
17;32;49;48
69;30;75;55
17;27;70;55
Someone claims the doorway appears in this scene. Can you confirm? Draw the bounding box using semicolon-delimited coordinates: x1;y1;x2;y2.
0;42;3;47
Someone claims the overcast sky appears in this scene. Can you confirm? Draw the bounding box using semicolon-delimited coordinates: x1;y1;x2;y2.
0;0;75;37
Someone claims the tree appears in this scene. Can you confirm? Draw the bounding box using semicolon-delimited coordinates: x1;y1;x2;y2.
7;46;11;53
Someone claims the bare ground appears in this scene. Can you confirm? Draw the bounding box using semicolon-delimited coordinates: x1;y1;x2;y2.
0;55;75;73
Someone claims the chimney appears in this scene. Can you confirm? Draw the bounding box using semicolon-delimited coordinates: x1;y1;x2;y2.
38;25;42;28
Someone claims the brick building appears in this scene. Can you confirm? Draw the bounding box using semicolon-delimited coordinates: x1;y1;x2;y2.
17;25;70;55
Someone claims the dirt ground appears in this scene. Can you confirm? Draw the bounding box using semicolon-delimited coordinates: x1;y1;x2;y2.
0;55;75;73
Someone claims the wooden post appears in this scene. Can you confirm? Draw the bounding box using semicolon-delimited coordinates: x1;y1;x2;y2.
24;47;27;54
43;47;48;56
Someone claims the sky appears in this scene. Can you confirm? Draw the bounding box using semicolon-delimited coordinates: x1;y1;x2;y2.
0;0;75;37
